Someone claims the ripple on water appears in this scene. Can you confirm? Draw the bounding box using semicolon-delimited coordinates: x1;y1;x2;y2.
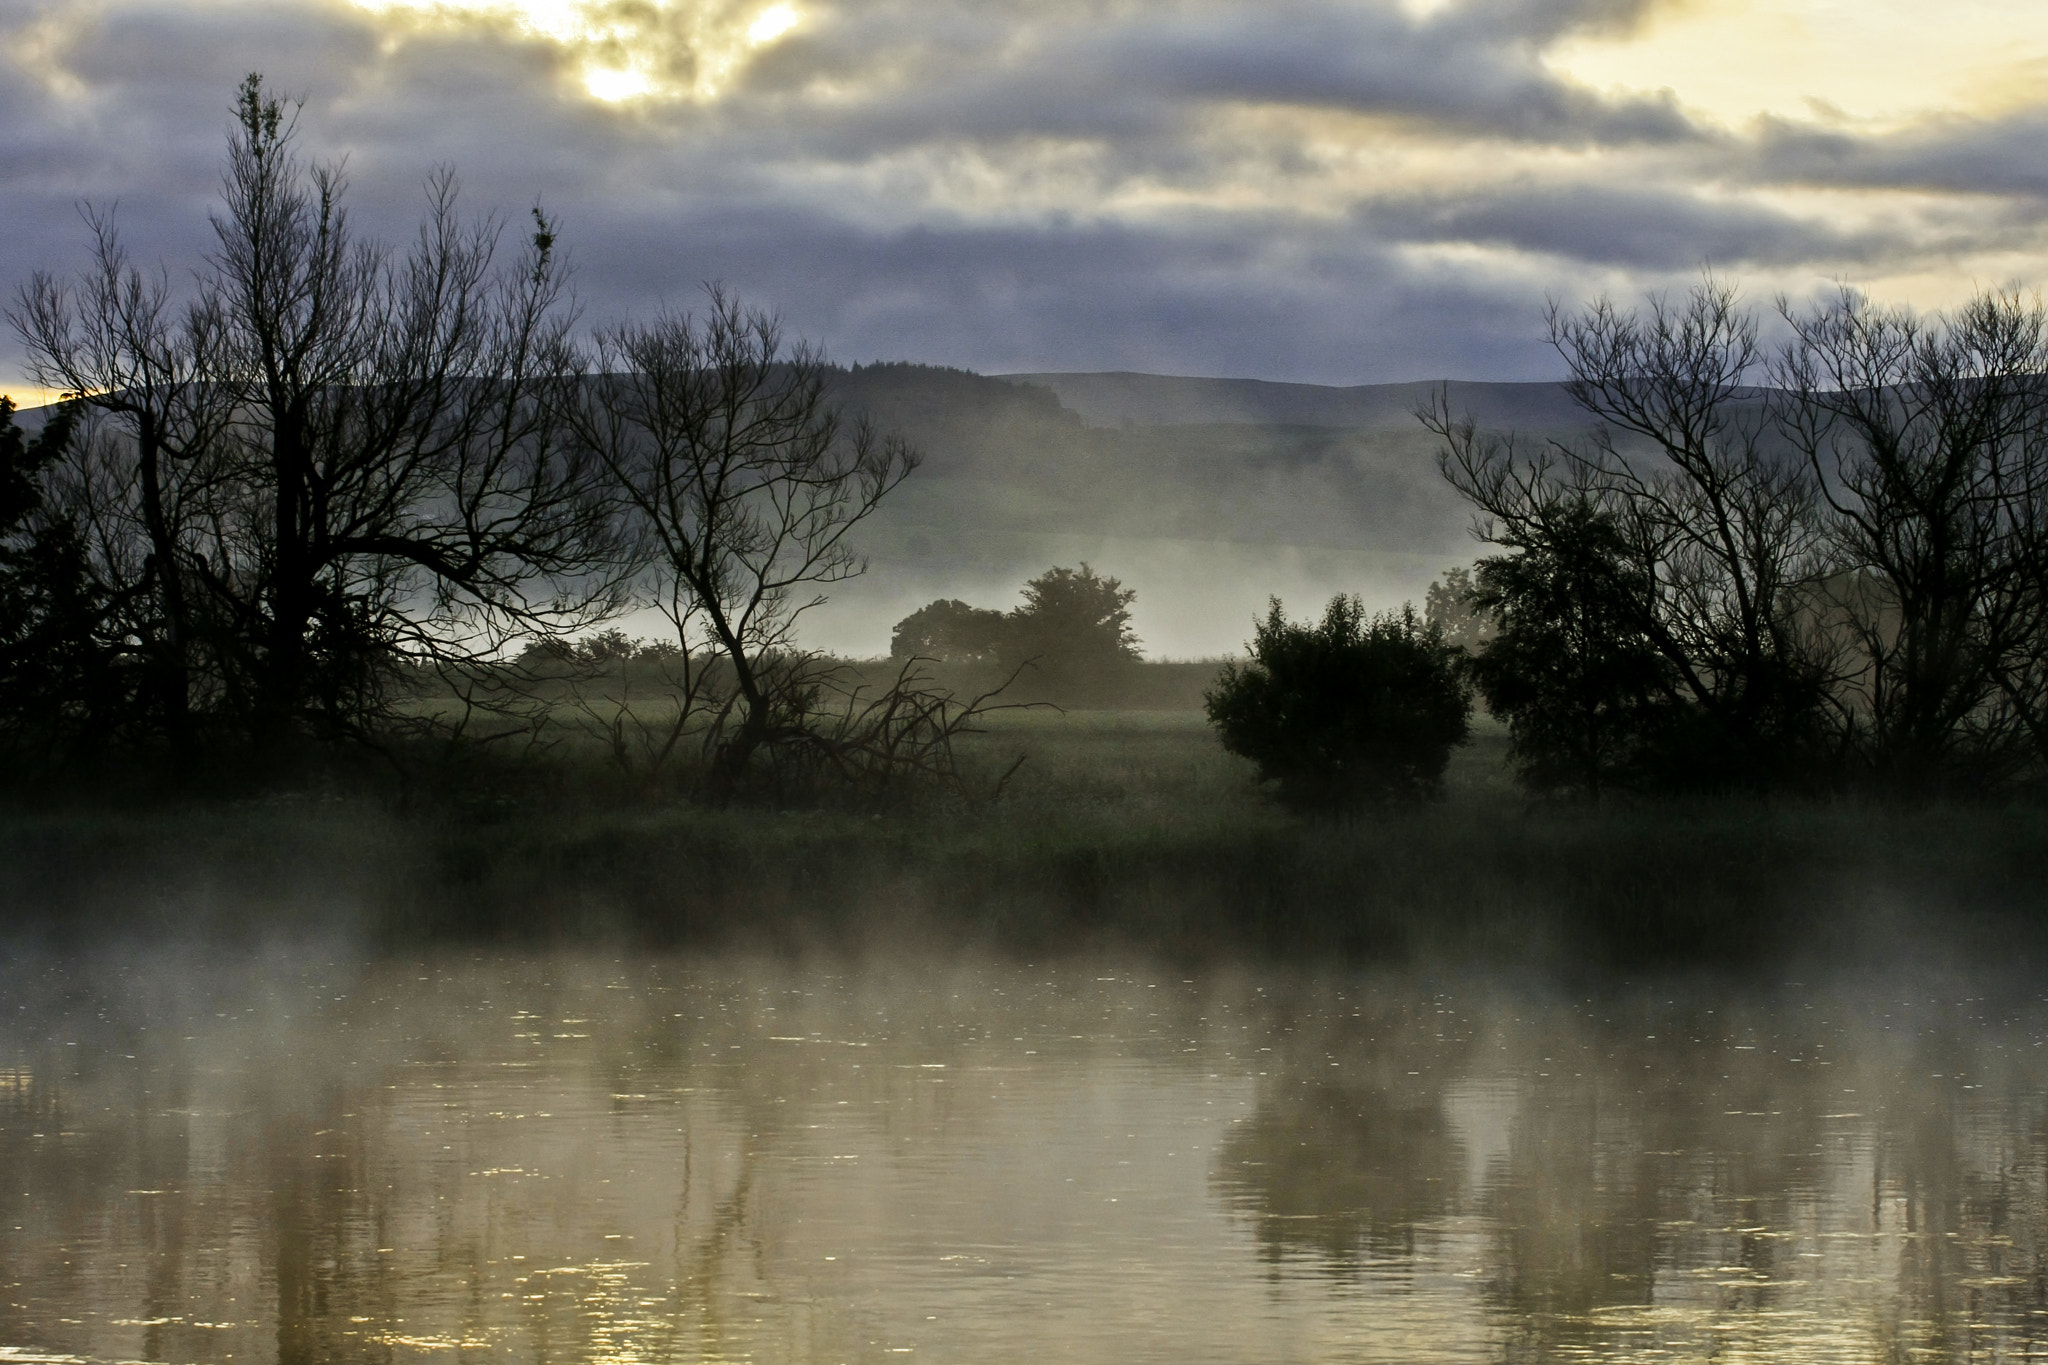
0;958;2041;1363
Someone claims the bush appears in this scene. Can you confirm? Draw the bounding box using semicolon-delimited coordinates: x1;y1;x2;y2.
1205;596;1470;810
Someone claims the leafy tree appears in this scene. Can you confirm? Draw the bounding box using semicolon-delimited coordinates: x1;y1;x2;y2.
1466;503;1668;798
1002;563;1141;698
890;599;1008;664
1205;596;1470;810
575;628;641;668
1423;566;1493;653
889;563;1143;702
0;396;119;756
1426;277;1840;793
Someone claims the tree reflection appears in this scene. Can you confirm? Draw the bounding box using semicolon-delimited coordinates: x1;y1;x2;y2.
1207;980;1480;1276
7;961;2048;1365
1213;1078;1455;1272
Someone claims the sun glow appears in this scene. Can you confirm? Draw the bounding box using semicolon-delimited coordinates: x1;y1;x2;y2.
747;4;798;44
1548;0;2048;131
0;386;71;413
347;0;808;103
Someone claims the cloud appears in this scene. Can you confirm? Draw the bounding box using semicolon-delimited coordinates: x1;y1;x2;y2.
1359;182;1902;270
4;0;2048;397
1752;109;2048;200
1078;2;1703;145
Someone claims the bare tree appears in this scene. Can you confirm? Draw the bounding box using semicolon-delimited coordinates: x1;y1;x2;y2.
1425;279;1841;790
11;210;232;745
1773;286;2048;789
13;75;621;756
570;287;974;801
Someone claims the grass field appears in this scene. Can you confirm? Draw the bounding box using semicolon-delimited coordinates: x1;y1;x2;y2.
3;705;2043;972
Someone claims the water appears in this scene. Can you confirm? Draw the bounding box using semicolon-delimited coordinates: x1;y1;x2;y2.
0;952;2043;1364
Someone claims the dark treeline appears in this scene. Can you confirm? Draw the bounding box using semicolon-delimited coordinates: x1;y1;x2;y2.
1426;278;2048;801
0;77;986;806
888;563;1149;705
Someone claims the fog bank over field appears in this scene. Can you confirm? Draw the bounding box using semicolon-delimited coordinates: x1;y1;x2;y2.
802;369;1599;659
12;366;1596;661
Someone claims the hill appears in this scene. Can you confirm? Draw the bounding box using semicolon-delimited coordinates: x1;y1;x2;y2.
808;365;1595;658
994;372;1591;432
12;367;1600;659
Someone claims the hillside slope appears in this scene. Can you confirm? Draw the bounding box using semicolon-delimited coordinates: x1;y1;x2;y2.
813;366;1594;657
995;371;1590;432
14;368;1599;658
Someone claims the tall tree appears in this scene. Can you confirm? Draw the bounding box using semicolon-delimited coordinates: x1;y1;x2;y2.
1426;279;1840;791
14;76;620;755
568;288;921;799
0;396;117;758
1773;286;2048;790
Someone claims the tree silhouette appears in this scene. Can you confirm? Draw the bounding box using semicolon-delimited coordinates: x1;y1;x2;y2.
889;599;1008;664
567;287;974;802
1467;503;1668;798
1206;596;1470;809
1426;278;1839;793
0;396;119;758
1001;563;1141;699
1424;566;1493;653
13;75;620;759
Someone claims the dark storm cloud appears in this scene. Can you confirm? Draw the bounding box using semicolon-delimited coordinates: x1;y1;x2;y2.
1077;3;1700;145
727;0;1707;155
1360;183;1896;270
564;201;1557;382
1752;110;2048;200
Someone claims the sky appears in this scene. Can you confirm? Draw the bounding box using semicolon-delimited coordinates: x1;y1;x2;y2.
5;0;2048;402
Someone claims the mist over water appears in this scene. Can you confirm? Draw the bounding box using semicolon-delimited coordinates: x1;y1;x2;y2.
2;949;2041;1364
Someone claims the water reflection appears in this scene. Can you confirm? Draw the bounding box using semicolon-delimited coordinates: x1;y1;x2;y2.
0;956;2043;1362
1215;984;2048;1362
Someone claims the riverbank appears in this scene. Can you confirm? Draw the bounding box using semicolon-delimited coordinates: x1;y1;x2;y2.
1;711;2043;969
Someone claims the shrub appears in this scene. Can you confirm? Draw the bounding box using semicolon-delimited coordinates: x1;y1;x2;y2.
1205;596;1470;810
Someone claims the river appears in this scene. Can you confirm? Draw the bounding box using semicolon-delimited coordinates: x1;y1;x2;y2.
0;951;2041;1363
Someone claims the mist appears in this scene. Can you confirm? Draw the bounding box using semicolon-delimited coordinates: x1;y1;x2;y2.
5;6;2047;1357
797;369;1598;658
4;937;2044;1363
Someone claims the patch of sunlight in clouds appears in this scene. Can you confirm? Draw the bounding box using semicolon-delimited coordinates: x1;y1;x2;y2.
1549;0;2048;131
346;0;806;103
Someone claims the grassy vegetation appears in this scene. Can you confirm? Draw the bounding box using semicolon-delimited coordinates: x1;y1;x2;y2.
1;704;2043;971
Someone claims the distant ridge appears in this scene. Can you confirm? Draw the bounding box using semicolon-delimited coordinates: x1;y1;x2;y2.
996;371;1591;432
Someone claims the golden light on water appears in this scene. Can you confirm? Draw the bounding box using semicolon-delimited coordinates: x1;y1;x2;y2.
346;0;807;103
